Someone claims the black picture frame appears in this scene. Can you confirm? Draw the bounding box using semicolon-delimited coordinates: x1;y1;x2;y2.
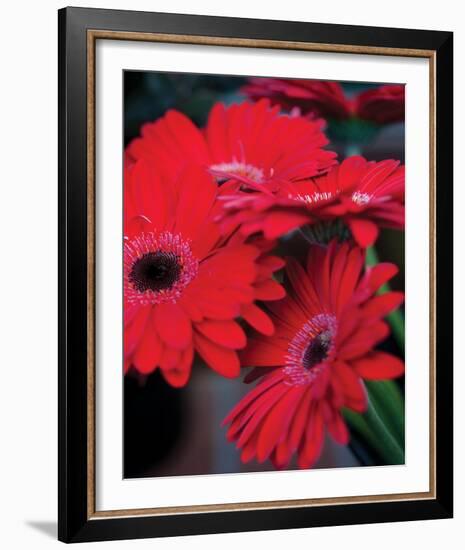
58;6;453;543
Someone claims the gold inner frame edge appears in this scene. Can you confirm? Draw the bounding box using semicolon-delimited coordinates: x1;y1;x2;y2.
86;29;437;520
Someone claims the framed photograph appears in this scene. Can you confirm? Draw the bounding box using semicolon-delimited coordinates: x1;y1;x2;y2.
58;6;453;543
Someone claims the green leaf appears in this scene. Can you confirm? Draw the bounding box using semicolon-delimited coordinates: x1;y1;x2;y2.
343;382;404;465
365;380;404;445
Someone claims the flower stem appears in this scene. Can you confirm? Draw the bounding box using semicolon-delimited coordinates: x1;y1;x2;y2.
299;219;350;246
365;246;405;353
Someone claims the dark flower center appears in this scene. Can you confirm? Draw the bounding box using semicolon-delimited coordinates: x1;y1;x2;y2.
129;252;181;293
302;330;332;370
284;314;338;386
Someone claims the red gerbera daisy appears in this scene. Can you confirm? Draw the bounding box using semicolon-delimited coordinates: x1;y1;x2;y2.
354;85;405;125
124;160;285;387
218;156;405;248
125;99;337;190
243;78;352;120
223;242;404;469
243;78;405;125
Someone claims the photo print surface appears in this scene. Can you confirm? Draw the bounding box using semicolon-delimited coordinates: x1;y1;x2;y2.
123;72;405;479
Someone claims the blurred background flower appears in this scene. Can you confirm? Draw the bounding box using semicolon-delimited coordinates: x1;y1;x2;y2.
243;78;405;154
